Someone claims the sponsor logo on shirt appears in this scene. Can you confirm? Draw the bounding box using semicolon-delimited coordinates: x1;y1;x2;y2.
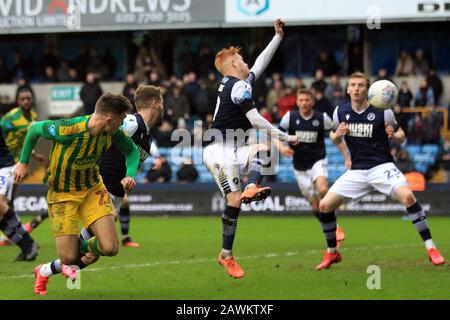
348;123;374;138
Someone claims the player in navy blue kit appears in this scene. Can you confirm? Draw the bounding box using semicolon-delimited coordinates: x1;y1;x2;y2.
277;89;351;243
315;72;445;270
0;123;39;261
204;19;299;278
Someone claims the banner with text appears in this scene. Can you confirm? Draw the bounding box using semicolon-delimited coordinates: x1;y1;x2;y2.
14;184;448;216
0;0;224;34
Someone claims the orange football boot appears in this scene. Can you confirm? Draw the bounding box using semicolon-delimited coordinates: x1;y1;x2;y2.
428;248;445;266
33;265;49;295
240;184;271;204
316;252;342;270
218;254;245;278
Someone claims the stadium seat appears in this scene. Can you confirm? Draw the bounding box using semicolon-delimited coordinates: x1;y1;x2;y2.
422;144;439;156
406;145;421;156
413;154;435;165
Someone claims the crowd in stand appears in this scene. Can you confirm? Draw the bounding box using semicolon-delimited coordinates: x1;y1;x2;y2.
2;44;450;183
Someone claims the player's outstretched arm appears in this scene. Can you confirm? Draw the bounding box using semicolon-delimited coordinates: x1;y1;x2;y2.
245;108;298;144
248;19;285;82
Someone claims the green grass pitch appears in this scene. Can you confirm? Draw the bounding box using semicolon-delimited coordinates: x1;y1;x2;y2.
1;216;450;300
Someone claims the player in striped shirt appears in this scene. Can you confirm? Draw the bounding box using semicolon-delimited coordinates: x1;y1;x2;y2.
14;93;140;295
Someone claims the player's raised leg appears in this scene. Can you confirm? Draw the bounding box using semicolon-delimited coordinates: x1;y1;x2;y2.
240;144;272;204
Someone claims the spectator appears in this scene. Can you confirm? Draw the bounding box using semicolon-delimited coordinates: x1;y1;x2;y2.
324;74;342;102
415;79;435;107
314;51;340;76
80;72;103;115
395;51;414;76
408;114;425;145
396;150;416;174
167;86;190;127
266;78;284;108
122;73;138;110
183;72;200;114
414;49;431;76
259;107;273;123
148;70;161;87
176;158;199;183
42;66;58;82
195;79;215;121
154;120;174;147
68;67;80;82
207;71;220;92
57;61;71;82
312;88;334;118
277;86;296;117
422;107;442;144
144;156;172;183
294;77;306;91
330;87;347;108
311;69;327;93
426;68;443;105
398;81;413;108
376;68;393;82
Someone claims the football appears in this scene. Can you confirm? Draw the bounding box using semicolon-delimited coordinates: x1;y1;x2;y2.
368;80;399;110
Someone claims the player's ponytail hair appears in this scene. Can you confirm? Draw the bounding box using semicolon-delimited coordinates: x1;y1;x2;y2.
215;46;242;75
348;72;371;89
134;85;162;111
95;93;132;115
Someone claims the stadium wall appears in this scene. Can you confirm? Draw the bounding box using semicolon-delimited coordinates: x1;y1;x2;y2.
13;183;450;216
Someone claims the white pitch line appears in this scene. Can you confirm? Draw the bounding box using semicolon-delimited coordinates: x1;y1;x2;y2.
2;241;446;281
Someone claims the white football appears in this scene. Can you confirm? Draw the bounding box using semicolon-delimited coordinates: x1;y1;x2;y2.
368;80;399;110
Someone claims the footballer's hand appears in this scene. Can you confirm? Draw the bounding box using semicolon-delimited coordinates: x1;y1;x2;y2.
121;177;136;191
336;123;349;137
274;18;285;36
288;135;299;146
14;162;29;183
280;145;294;157
344;156;352;169
385;125;395;139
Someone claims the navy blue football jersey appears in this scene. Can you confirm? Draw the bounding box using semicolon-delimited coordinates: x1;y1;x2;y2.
211;74;257;137
100;113;152;197
280;110;332;171
333;103;396;170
